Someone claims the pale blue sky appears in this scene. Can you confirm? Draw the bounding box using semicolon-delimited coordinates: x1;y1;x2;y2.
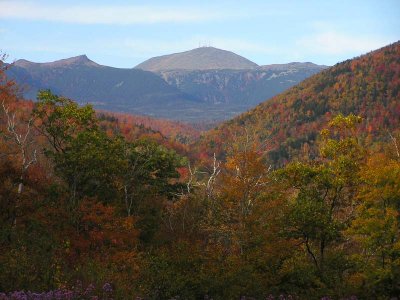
0;0;399;67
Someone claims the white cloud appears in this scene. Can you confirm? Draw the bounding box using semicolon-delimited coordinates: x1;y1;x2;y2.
297;31;394;55
0;1;224;24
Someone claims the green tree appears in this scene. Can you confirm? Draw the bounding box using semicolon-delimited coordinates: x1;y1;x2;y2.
276;114;365;294
119;138;185;216
33;90;98;154
33;91;124;210
53;130;125;205
118;139;185;244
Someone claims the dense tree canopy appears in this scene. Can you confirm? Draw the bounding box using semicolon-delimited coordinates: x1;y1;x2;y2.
1;44;399;299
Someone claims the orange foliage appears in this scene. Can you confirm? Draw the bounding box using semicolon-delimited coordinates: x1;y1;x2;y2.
199;42;400;165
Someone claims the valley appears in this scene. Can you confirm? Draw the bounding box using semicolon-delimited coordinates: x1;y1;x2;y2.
0;2;399;298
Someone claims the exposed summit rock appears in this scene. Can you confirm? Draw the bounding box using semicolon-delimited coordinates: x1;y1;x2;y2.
135;47;258;71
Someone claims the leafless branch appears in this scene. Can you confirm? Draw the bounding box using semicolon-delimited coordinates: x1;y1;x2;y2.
206;153;221;199
1;101;37;194
389;132;400;159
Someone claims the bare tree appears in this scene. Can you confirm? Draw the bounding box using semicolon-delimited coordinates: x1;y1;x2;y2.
1;101;37;225
389;132;400;159
205;153;221;200
185;153;221;200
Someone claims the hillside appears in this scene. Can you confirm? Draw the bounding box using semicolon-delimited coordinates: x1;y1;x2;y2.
135;46;258;71
200;41;400;164
97;110;201;142
7;55;198;113
2;48;399;299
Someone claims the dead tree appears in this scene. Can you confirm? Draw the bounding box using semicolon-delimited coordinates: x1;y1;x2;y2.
389;132;400;159
1;101;37;225
185;153;221;200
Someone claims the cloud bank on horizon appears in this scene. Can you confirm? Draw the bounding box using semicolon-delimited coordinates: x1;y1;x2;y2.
0;0;399;67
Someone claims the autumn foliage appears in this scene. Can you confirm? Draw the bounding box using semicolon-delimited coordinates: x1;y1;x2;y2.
1;43;400;299
200;41;400;165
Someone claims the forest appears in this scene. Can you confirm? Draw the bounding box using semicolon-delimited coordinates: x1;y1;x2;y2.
201;42;400;166
1;44;400;300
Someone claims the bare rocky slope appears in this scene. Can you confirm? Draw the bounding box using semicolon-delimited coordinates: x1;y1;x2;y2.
134;46;258;71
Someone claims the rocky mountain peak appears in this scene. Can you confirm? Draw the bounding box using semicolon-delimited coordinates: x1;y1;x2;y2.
15;54;99;68
135;47;258;71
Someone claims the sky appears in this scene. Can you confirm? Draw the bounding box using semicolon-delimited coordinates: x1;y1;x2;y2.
0;0;399;68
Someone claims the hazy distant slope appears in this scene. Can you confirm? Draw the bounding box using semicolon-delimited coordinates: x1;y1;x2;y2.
7;55;197;109
201;42;400;164
14;55;100;69
135;47;258;71
7;52;326;123
258;62;327;71
158;62;327;107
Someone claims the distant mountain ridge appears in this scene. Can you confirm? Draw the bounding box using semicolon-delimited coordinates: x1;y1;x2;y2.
135;48;326;110
6;47;327;122
15;55;100;68
258;62;326;71
157;63;326;107
7;56;195;110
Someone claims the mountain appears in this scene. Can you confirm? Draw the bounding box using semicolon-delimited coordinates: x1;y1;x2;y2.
136;47;326;115
157;62;326;108
7;55;199;114
135;46;258;71
14;55;100;68
200;41;400;164
258;62;324;71
7;50;326;123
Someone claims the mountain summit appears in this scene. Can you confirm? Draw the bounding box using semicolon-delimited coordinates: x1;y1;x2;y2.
15;55;99;68
135;47;258;71
8;50;326;122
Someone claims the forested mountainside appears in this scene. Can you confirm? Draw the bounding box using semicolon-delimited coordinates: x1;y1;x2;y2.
200;41;400;164
96;111;201;143
1;42;399;299
7;48;325;122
